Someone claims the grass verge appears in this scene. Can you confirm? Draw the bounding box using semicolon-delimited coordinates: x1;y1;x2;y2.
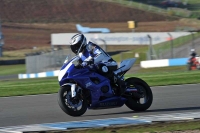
1;68;200;97
0;64;26;76
0;77;59;97
51;120;200;133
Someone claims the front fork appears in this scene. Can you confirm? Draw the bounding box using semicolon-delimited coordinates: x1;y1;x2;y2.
62;83;76;97
71;84;76;98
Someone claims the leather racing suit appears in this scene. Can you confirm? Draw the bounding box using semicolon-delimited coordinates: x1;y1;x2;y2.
78;41;126;95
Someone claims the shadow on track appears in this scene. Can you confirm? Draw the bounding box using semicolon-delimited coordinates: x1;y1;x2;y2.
84;111;134;117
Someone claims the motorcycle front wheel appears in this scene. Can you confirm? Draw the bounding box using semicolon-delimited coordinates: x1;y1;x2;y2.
125;77;153;111
57;85;87;116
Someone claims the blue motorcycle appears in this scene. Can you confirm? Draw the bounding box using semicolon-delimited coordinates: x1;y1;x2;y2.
58;56;153;116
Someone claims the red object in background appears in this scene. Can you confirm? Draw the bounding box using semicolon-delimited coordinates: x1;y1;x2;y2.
166;37;173;41
188;57;200;70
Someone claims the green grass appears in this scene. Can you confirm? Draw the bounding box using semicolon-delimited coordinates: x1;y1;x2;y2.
137;66;187;73
0;77;59;97
112;46;148;63
135;70;200;86
0;64;26;76
1;68;200;97
128;67;200;86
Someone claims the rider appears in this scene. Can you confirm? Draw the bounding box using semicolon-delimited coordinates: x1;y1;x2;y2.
189;49;198;66
190;49;197;57
69;33;127;95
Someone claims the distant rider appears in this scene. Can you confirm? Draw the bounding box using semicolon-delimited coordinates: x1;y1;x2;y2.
190;49;197;57
189;49;197;65
69;33;127;95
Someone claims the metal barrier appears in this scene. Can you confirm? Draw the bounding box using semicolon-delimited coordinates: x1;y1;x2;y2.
26;49;74;73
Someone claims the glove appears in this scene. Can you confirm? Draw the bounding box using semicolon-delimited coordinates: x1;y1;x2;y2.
82;60;94;67
82;61;88;67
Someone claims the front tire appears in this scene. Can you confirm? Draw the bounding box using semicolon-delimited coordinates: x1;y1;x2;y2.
125;77;153;111
57;85;87;116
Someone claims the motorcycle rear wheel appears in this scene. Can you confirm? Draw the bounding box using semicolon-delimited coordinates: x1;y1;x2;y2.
125;77;153;111
58;85;87;116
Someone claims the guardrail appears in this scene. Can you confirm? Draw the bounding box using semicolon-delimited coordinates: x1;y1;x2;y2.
140;57;188;68
18;70;59;79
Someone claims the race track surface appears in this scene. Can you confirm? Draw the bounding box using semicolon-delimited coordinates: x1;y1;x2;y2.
0;84;200;127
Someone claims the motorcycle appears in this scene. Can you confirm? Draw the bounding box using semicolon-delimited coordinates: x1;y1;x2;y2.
57;56;153;116
187;56;200;70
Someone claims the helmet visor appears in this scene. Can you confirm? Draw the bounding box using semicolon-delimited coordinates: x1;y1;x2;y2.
70;41;85;54
70;44;80;54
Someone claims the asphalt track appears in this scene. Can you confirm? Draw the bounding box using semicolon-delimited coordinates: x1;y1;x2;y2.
0;84;200;127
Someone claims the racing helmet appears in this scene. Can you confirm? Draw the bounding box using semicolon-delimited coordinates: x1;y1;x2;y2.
191;52;196;57
190;49;196;57
70;33;87;54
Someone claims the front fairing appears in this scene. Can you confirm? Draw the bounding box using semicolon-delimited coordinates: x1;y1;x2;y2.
58;56;112;89
58;56;119;107
58;56;90;86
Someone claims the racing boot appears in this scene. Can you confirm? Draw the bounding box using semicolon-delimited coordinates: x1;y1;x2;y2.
118;78;127;95
114;74;127;95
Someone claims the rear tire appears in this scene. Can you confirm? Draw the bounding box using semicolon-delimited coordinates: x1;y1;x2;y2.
58;85;87;116
125;77;153;111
